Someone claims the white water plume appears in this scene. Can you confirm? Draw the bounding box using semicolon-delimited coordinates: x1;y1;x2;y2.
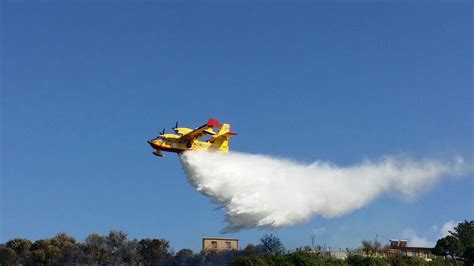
179;151;469;232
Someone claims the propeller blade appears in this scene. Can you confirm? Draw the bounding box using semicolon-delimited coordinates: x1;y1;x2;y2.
161;128;165;135
174;121;178;129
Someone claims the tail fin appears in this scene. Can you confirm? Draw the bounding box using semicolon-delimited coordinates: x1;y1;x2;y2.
209;123;237;152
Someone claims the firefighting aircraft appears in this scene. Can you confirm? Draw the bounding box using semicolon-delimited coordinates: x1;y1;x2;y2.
148;118;236;157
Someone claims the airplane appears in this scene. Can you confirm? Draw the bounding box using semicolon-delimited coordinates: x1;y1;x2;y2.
148;118;237;157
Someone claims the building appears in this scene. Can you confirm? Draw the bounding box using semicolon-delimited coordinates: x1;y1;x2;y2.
387;239;435;261
202;237;239;253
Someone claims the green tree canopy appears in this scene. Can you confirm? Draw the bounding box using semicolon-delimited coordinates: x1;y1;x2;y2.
450;220;474;249
84;233;108;264
433;235;463;265
176;248;193;258
0;247;18;265
6;238;32;263
434;220;474;264
138;238;171;265
105;230;128;263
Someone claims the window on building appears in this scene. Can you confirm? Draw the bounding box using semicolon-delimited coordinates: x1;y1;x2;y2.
401;251;407;257
211;241;217;249
226;241;232;249
413;251;419;257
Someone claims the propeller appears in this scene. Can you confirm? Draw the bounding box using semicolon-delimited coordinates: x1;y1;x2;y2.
155;128;166;139
172;121;179;133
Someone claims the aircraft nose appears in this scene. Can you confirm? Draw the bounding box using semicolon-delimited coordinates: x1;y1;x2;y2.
148;139;156;148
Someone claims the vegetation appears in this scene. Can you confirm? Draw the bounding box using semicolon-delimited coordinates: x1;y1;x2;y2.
361;240;382;258
1;220;472;265
259;234;286;255
433;220;474;265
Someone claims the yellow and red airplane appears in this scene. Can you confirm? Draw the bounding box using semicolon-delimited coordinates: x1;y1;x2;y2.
148;118;236;157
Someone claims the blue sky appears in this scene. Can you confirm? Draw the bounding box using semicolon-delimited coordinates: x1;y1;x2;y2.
1;0;472;252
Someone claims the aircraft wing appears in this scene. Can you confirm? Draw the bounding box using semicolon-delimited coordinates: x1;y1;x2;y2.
180;118;221;140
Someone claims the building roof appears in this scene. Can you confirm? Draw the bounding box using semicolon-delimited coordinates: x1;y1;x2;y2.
202;237;239;241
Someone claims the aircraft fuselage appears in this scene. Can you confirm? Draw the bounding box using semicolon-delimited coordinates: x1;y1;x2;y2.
148;119;235;157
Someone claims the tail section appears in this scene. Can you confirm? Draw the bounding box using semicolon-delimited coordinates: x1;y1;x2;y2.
209;123;237;152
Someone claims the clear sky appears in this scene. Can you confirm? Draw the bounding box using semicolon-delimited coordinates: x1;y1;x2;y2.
1;0;472;252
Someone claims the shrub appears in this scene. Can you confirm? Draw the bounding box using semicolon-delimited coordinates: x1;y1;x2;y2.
346;254;386;266
232;255;267;266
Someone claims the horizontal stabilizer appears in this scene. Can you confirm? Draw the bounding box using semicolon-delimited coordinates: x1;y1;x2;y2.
204;129;217;135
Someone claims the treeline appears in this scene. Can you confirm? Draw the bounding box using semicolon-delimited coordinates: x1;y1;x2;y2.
0;232;452;266
233;253;456;266
1;220;472;265
1;230;191;265
1;231;179;265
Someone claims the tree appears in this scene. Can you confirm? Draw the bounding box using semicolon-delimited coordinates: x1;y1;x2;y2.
6;238;32;264
433;236;463;264
0;247;18;265
242;244;256;256
46;244;62;264
138;238;171;265
105;230;128;263
30;239;61;264
48;232;83;263
49;232;76;247
462;246;474;266
232;255;267;266
260;234;285;255
287;251;321;265
450;220;474;250
122;239;141;264
361;240;381;258
84;233;109;264
174;248;193;265
176;248;193;258
30;240;49;264
433;220;474;264
253;244;268;255
31;249;46;264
